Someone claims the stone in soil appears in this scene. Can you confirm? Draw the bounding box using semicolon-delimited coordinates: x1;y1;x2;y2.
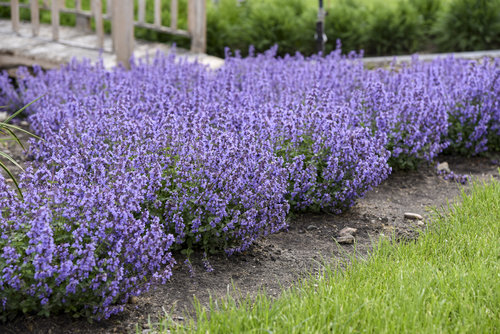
128;296;139;305
404;212;423;220
338;227;357;237
336;235;355;244
437;161;451;173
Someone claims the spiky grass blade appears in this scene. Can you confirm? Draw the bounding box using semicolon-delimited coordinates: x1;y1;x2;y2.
0;160;23;198
1;96;41;124
1;127;25;150
1;123;42;140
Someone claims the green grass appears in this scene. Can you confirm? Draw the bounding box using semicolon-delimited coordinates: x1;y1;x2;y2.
150;176;500;333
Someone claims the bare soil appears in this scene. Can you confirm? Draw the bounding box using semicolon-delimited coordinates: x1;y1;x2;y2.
1;124;500;334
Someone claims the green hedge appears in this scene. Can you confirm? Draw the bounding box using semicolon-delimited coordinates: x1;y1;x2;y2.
2;0;499;57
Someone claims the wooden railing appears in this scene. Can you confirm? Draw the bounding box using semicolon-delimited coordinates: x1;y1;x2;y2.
3;0;206;67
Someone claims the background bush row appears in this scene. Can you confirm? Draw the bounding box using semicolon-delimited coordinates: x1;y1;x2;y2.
1;0;500;58
0;50;499;320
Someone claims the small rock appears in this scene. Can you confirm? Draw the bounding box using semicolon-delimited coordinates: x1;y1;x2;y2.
128;296;139;304
416;221;425;227
0;111;8;122
437;162;451;173
20;120;29;126
336;235;355;244
404;212;423;220
298;229;305;234
306;225;318;231
338;227;357;237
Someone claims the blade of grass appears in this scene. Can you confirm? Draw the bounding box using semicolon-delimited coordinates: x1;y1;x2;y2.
2;127;25;150
1;123;42;140
2;96;42;125
0;160;23;198
0;151;24;171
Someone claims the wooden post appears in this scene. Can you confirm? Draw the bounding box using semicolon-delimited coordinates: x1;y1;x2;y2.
108;0;115;52
30;0;40;37
112;0;134;69
170;0;178;30
105;0;111;15
11;0;19;34
138;0;146;23
189;0;206;53
75;0;91;33
51;0;60;41
92;0;104;49
154;0;162;26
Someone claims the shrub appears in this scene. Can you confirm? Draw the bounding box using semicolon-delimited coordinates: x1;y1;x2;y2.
361;0;426;56
439;57;500;155
207;0;316;57
0;114;176;319
323;0;368;55
433;0;500;52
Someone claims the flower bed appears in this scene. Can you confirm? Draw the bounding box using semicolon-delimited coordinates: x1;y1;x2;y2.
1;50;498;320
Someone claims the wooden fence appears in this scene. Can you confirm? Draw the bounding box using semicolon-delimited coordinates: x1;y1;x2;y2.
3;0;206;67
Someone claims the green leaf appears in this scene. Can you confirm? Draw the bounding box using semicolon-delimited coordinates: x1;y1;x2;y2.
1;123;43;141
0;151;24;171
0;157;23;199
1;96;42;125
2;127;24;150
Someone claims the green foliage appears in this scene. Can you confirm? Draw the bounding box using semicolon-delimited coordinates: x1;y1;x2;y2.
2;0;499;57
433;0;500;52
207;0;315;57
362;0;426;56
323;0;368;55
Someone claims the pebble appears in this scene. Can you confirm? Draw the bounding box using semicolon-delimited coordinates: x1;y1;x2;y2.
20;120;29;126
338;227;357;237
404;212;423;220
0;111;7;122
298;229;305;234
306;224;318;231
437;162;451;173
416;221;425;227
128;296;139;304
336;235;355;244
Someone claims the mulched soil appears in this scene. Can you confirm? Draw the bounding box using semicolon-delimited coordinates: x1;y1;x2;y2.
1;123;500;334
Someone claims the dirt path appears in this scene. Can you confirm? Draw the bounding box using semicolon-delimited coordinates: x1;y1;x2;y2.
1;125;500;334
